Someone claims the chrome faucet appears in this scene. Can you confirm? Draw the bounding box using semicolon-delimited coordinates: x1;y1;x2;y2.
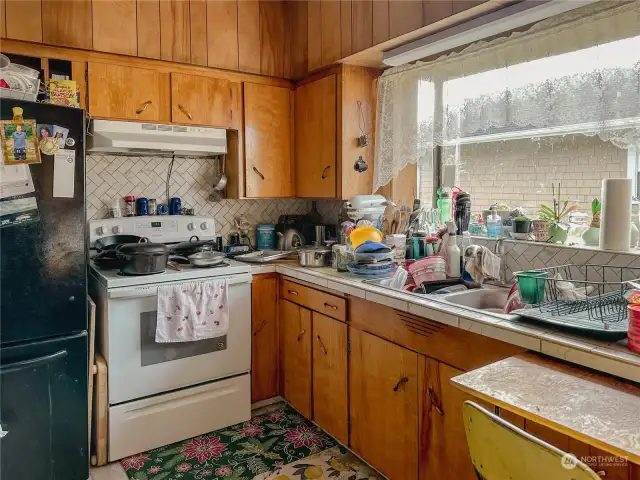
493;238;509;286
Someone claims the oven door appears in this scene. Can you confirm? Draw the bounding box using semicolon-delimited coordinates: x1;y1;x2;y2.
105;273;252;404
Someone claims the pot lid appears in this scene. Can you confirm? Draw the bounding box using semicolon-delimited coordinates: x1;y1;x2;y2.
299;246;332;253
117;242;169;254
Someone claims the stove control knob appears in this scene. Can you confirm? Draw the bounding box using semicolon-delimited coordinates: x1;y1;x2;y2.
112;225;122;234
187;222;196;231
200;222;209;230
96;225;105;235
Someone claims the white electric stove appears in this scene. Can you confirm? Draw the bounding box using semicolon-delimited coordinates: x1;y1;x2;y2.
89;216;252;461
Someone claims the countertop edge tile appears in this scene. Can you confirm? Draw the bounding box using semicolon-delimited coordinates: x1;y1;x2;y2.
327;280;366;299
407;303;459;327
365;291;409;312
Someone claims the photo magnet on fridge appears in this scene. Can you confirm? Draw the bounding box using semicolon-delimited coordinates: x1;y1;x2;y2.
37;123;60;156
0;119;41;165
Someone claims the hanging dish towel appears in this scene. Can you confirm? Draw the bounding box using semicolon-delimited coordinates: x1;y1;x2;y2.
156;279;229;343
464;245;501;284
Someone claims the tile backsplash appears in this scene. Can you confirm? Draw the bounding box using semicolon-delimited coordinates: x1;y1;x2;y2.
87;154;343;240
473;237;640;283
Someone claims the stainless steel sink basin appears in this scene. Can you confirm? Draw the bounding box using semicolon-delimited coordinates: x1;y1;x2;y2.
442;288;510;314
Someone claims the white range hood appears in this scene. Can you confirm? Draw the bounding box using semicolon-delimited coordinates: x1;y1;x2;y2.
88;119;227;156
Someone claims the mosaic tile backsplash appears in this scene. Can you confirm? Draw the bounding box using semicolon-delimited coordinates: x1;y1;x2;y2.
86;154;342;240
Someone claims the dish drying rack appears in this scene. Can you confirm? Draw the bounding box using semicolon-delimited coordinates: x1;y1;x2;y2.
512;264;640;340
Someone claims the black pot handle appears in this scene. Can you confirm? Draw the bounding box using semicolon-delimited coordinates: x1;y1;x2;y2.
189;236;200;243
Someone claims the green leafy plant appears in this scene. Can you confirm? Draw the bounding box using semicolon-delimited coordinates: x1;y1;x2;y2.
537;182;579;225
513;216;531;222
591;198;602;215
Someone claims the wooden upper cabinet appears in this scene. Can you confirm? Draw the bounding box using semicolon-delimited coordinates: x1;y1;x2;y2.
93;0;137;55
170;73;235;127
294;74;337;198
423;0;454;25
306;0;322;72
5;0;42;42
260;0;286;77
389;0;423;38
244;83;293;198
420;359;479;480
88;62;164;122
279;300;312;418
190;0;208;66
349;328;419;480
321;0;341;66
160;0;191;63
42;0;92;48
312;312;348;445
238;0;261;74
251;274;278;404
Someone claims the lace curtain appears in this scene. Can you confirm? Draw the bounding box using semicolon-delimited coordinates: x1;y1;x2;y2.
373;0;640;191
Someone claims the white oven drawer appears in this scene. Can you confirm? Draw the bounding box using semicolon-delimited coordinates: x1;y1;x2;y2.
109;373;250;461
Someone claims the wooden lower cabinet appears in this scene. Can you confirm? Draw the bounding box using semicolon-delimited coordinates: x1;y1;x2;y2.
349;328;419;480
251;274;278;403
419;358;481;480
279;299;312;417
312;312;348;445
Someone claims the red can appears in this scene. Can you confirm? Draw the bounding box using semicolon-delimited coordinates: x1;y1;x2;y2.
627;304;640;353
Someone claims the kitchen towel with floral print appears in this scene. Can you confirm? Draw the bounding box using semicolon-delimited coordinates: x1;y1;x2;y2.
156;279;228;342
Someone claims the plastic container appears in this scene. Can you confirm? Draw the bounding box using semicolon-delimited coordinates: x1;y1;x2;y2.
628;304;640;353
256;224;277;250
437;190;452;224
486;206;502;238
444;225;461;278
136;197;149;216
124;195;136;217
517;271;548;304
350;226;384;249
408;257;447;284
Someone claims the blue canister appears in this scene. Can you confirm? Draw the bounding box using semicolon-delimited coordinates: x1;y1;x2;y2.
169;197;182;215
256;224;277;250
136;197;149;216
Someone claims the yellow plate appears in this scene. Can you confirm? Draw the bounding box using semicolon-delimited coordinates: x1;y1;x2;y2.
350;226;383;249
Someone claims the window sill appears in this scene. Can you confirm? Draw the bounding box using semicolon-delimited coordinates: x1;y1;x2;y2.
470;235;640;257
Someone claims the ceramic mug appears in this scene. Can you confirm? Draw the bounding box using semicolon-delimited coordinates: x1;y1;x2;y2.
532;220;550;242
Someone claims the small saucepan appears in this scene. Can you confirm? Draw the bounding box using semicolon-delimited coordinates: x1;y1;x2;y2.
170;235;218;257
188;250;226;268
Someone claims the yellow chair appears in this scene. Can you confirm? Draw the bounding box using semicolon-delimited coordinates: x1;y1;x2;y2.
463;401;601;480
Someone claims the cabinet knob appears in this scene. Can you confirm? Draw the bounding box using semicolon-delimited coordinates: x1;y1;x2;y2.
321;165;331;179
428;387;445;416
69;296;75;302
136;100;153;114
323;302;338;310
253;320;267;336
297;329;306;342
288;289;299;296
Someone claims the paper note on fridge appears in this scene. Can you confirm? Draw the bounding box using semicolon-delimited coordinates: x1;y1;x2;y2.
0;164;35;199
53;149;75;198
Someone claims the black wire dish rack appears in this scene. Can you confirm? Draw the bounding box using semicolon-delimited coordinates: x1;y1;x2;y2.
511;264;640;340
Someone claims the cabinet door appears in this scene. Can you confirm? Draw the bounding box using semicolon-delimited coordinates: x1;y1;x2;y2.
294;74;337;198
88;62;163;121
350;328;419;480
171;73;235;127
279;300;312;417
251;274;278;403
312;312;347;444
420;359;479;480
244;83;293;198
92;0;137;55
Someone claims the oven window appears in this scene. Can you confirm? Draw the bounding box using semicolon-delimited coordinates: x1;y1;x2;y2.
140;312;227;366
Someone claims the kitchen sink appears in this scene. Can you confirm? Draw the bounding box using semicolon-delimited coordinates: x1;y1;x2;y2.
441;288;510;314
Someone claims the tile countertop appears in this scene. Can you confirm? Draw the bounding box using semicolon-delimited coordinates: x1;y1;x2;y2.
247;263;640;384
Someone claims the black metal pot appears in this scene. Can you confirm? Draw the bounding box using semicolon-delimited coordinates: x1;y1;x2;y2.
170;235;217;257
116;242;170;275
93;250;123;270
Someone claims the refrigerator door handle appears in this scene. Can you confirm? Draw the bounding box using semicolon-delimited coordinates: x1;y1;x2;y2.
0;350;68;374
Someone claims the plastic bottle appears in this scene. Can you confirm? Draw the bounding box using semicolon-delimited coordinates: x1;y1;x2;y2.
486;206;502;238
445;223;461;278
461;231;472;274
437;189;452;224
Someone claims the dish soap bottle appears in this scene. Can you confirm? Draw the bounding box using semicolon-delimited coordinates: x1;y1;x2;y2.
445;222;461;278
486;206;502;238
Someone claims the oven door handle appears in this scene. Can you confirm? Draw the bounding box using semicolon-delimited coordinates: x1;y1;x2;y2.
108;274;252;299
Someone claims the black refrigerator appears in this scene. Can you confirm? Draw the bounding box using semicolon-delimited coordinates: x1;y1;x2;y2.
0;100;88;480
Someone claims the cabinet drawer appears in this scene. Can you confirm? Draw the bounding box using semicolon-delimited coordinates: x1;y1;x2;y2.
281;278;346;322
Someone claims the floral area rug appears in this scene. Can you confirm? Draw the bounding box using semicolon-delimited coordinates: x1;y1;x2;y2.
120;405;338;480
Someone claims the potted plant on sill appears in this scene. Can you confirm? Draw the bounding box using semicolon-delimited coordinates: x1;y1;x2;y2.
537;183;579;244
512;216;532;239
582;198;601;246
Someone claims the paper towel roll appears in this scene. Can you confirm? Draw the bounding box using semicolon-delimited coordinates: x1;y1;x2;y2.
600;178;632;251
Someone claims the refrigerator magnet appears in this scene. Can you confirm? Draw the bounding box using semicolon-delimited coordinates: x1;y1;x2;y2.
53;149;75;198
0;119;41;165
